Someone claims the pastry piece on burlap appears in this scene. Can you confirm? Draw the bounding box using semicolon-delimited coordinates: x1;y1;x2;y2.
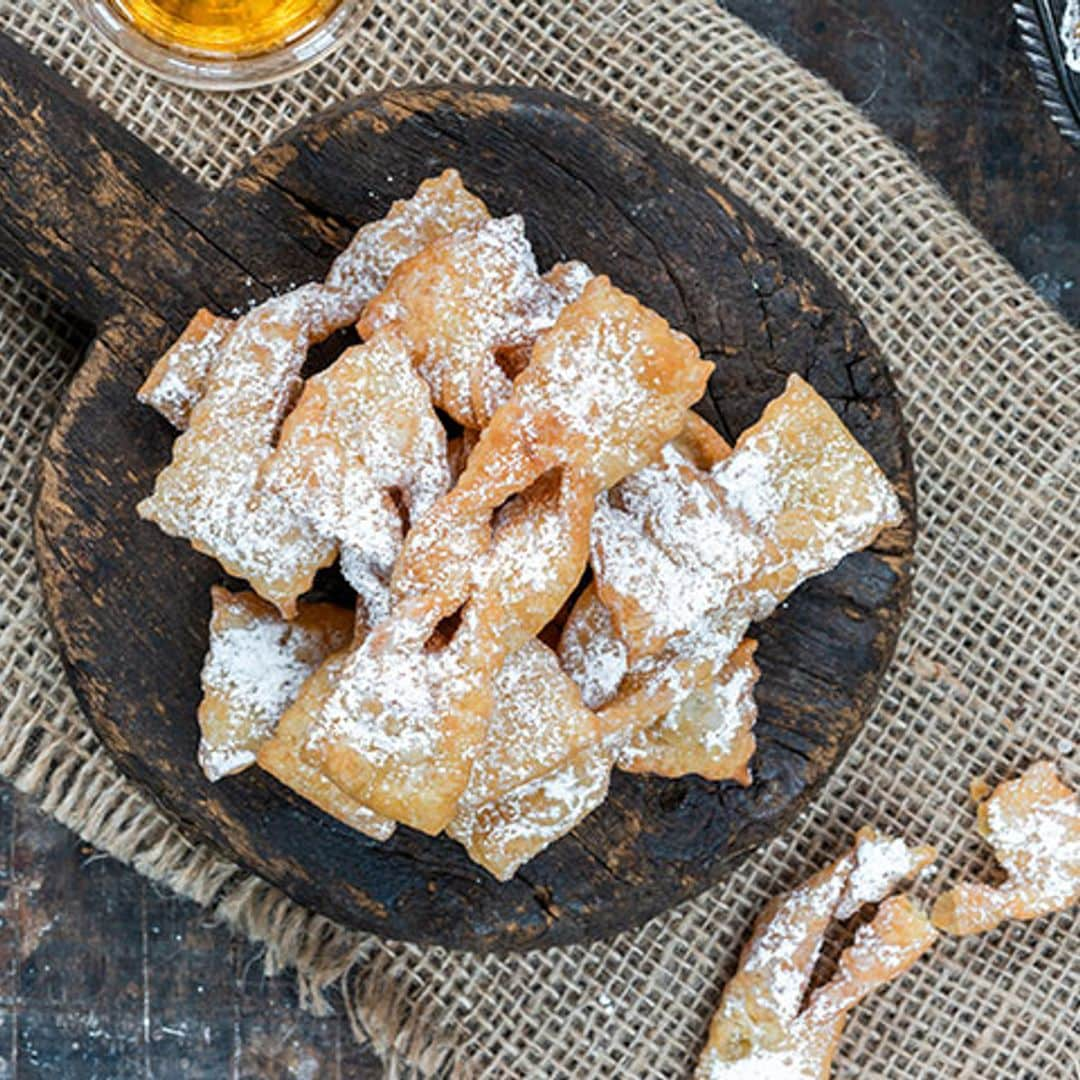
392;274;713;611
275;467;593;836
195;587;394;840
137;169;490;430
696;827;937;1079
932;760;1080;936
263;328;451;625
360;214;590;428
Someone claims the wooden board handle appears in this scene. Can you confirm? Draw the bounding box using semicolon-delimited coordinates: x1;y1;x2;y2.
0;33;339;334
0;34;225;326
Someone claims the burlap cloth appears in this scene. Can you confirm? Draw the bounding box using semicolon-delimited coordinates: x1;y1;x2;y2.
0;2;1076;1076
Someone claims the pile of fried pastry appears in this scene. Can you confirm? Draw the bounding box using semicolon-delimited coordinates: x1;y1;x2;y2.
137;169;904;881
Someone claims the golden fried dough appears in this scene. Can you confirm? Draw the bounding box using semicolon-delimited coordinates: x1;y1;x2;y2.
281;468;593;836
137;308;232;429
447;745;613;882
932;760;1080;935
197;587;394;841
138;169;489;431
137;285;343;616
716;373;903;617
616;639;759;783
263;328;450;624
197;586;353;781
697;827;937;1079
361;215;591;428
138;171;489;615
392;275;713;610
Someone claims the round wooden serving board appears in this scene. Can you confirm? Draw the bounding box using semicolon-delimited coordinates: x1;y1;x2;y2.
0;36;914;951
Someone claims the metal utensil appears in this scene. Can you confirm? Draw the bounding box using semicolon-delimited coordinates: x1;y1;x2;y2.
1014;0;1080;147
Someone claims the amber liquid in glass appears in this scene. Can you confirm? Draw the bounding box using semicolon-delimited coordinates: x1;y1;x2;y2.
110;0;343;56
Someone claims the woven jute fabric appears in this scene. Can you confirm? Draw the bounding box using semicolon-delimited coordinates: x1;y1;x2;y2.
0;2;1076;1076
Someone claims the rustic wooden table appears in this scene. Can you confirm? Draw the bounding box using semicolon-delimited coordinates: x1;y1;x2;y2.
1;1;1075;1076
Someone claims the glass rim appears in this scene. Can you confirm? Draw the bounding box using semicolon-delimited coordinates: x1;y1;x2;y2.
72;0;369;91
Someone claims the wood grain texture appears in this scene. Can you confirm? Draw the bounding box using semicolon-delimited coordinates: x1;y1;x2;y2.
7;62;914;947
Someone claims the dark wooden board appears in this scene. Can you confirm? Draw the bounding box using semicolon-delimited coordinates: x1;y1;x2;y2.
0;36;914;950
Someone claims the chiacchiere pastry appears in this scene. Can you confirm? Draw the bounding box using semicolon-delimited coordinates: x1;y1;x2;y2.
696;828;937;1080
197;587;394;841
138;170;908;879
137;169;489;616
390;274;714;612
932;760;1080;935
359;214;591;429
273;468;594;836
263;327;451;625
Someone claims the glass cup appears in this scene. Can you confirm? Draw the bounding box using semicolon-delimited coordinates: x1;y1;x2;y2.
73;0;370;90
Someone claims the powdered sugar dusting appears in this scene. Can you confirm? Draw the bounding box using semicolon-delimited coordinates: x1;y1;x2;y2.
139;170;487;433
292;596;500;835
837;833;935;919
322;168;490;319
712;373;902;618
138;286;343;614
592;440;767;658
559;586;628;710
984;777;1080;908
264;328;451;624
455;640;605;810
447;745;613;881
616;639;759;781
697;828;936;1079
360;216;587;429
138;309;232;429
197;589;352;782
933;761;1080;933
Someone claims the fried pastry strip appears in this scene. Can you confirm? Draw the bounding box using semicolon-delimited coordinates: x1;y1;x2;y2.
697;828;937;1080
931;760;1080;935
360;215;591;428
615;639;759;783
197;587;353;781
138;169;489;428
137;172;489;614
452;611;749;880
137;308;232;429
275;469;593;835
563;377;901;782
263;328;451;624
447;745;613;882
137;284;344;615
717;373;904;618
196;587;394;841
392;274;714;611
592;373;902;660
591;429;766;663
